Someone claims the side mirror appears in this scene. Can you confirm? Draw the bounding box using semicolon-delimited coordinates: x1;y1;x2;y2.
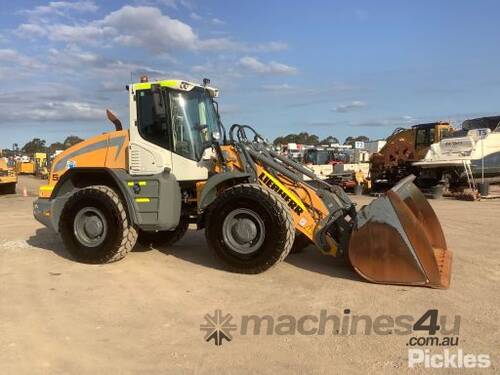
151;84;166;116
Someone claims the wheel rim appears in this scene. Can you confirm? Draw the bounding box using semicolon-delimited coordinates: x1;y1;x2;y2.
222;208;265;254
73;207;108;247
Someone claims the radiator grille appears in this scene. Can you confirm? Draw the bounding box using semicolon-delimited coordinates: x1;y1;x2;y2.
129;148;141;173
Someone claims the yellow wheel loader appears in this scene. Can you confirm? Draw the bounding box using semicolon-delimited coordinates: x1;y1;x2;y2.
34;152;49;179
33;78;452;288
0;157;17;194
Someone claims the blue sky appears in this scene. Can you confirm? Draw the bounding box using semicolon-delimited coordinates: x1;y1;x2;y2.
1;0;499;148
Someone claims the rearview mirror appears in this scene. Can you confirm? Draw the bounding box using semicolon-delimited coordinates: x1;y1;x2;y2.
151;84;166;117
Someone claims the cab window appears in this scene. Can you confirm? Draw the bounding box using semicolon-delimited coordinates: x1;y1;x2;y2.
415;128;435;147
440;128;450;139
136;86;218;161
137;90;171;149
169;88;218;161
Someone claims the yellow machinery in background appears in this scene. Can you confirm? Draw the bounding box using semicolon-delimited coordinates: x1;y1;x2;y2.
16;157;35;175
34;152;49;179
370;122;453;190
0;157;17;194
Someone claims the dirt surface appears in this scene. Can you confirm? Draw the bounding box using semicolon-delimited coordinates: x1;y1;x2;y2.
13;174;45;197
0;176;499;374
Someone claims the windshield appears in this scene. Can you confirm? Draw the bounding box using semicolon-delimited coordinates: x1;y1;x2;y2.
304;150;332;165
169;87;219;160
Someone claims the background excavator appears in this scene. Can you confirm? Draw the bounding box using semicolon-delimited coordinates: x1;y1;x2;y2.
370;122;453;194
33;78;452;288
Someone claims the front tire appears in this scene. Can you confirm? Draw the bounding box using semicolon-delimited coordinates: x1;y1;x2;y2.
60;185;137;264
205;184;294;274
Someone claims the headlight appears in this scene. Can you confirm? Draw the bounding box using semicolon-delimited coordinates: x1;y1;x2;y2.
212;130;221;141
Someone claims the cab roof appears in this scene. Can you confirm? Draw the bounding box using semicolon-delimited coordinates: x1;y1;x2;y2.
411;121;450;130
131;79;219;97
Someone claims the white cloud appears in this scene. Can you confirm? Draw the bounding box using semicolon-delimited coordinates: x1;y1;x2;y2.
212;18;225;25
15;23;47;38
21;1;98;20
0;48;26;62
189;59;243;87
334;100;366;112
0;48;45;71
191;64;211;73
251;41;288;52
239;56;297;75
47;47;167;80
15;5;287;54
46;23;114;44
261;84;294;92
157;0;179;8
19;101;103;122
189;12;202;20
103;6;200;51
0;85;104;123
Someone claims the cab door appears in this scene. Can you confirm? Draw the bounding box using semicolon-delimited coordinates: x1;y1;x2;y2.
414;127;436;158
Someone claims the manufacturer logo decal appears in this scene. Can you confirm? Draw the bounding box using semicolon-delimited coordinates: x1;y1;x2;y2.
200;310;237;346
258;171;305;215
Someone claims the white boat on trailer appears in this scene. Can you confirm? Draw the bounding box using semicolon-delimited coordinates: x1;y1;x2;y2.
414;116;500;195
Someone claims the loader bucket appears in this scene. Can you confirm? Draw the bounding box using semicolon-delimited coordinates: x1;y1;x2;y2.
348;175;452;288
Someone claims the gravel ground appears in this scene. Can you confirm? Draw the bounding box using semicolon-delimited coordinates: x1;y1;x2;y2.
0;176;498;374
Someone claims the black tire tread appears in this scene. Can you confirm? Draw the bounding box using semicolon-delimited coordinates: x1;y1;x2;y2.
205;183;294;273
60;185;137;263
2;183;16;194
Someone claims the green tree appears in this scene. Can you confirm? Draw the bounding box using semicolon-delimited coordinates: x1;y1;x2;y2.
273;132;320;145
48;142;65;154
63;136;84;149
21;138;47;154
319;136;340;145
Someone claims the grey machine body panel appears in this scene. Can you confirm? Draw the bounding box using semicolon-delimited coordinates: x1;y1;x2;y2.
110;169;182;231
33;168;182;232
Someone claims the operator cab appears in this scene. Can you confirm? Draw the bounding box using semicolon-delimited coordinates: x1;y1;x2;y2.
127;77;222;180
137;85;219;161
413;122;452;156
303;149;333;165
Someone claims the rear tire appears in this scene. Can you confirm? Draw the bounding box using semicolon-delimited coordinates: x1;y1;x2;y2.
60;185;137;264
205;183;294;274
138;217;189;248
2;183;16;194
7;183;16;194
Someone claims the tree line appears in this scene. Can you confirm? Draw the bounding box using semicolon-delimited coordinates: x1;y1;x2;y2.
4;136;84;157
273;132;369;146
